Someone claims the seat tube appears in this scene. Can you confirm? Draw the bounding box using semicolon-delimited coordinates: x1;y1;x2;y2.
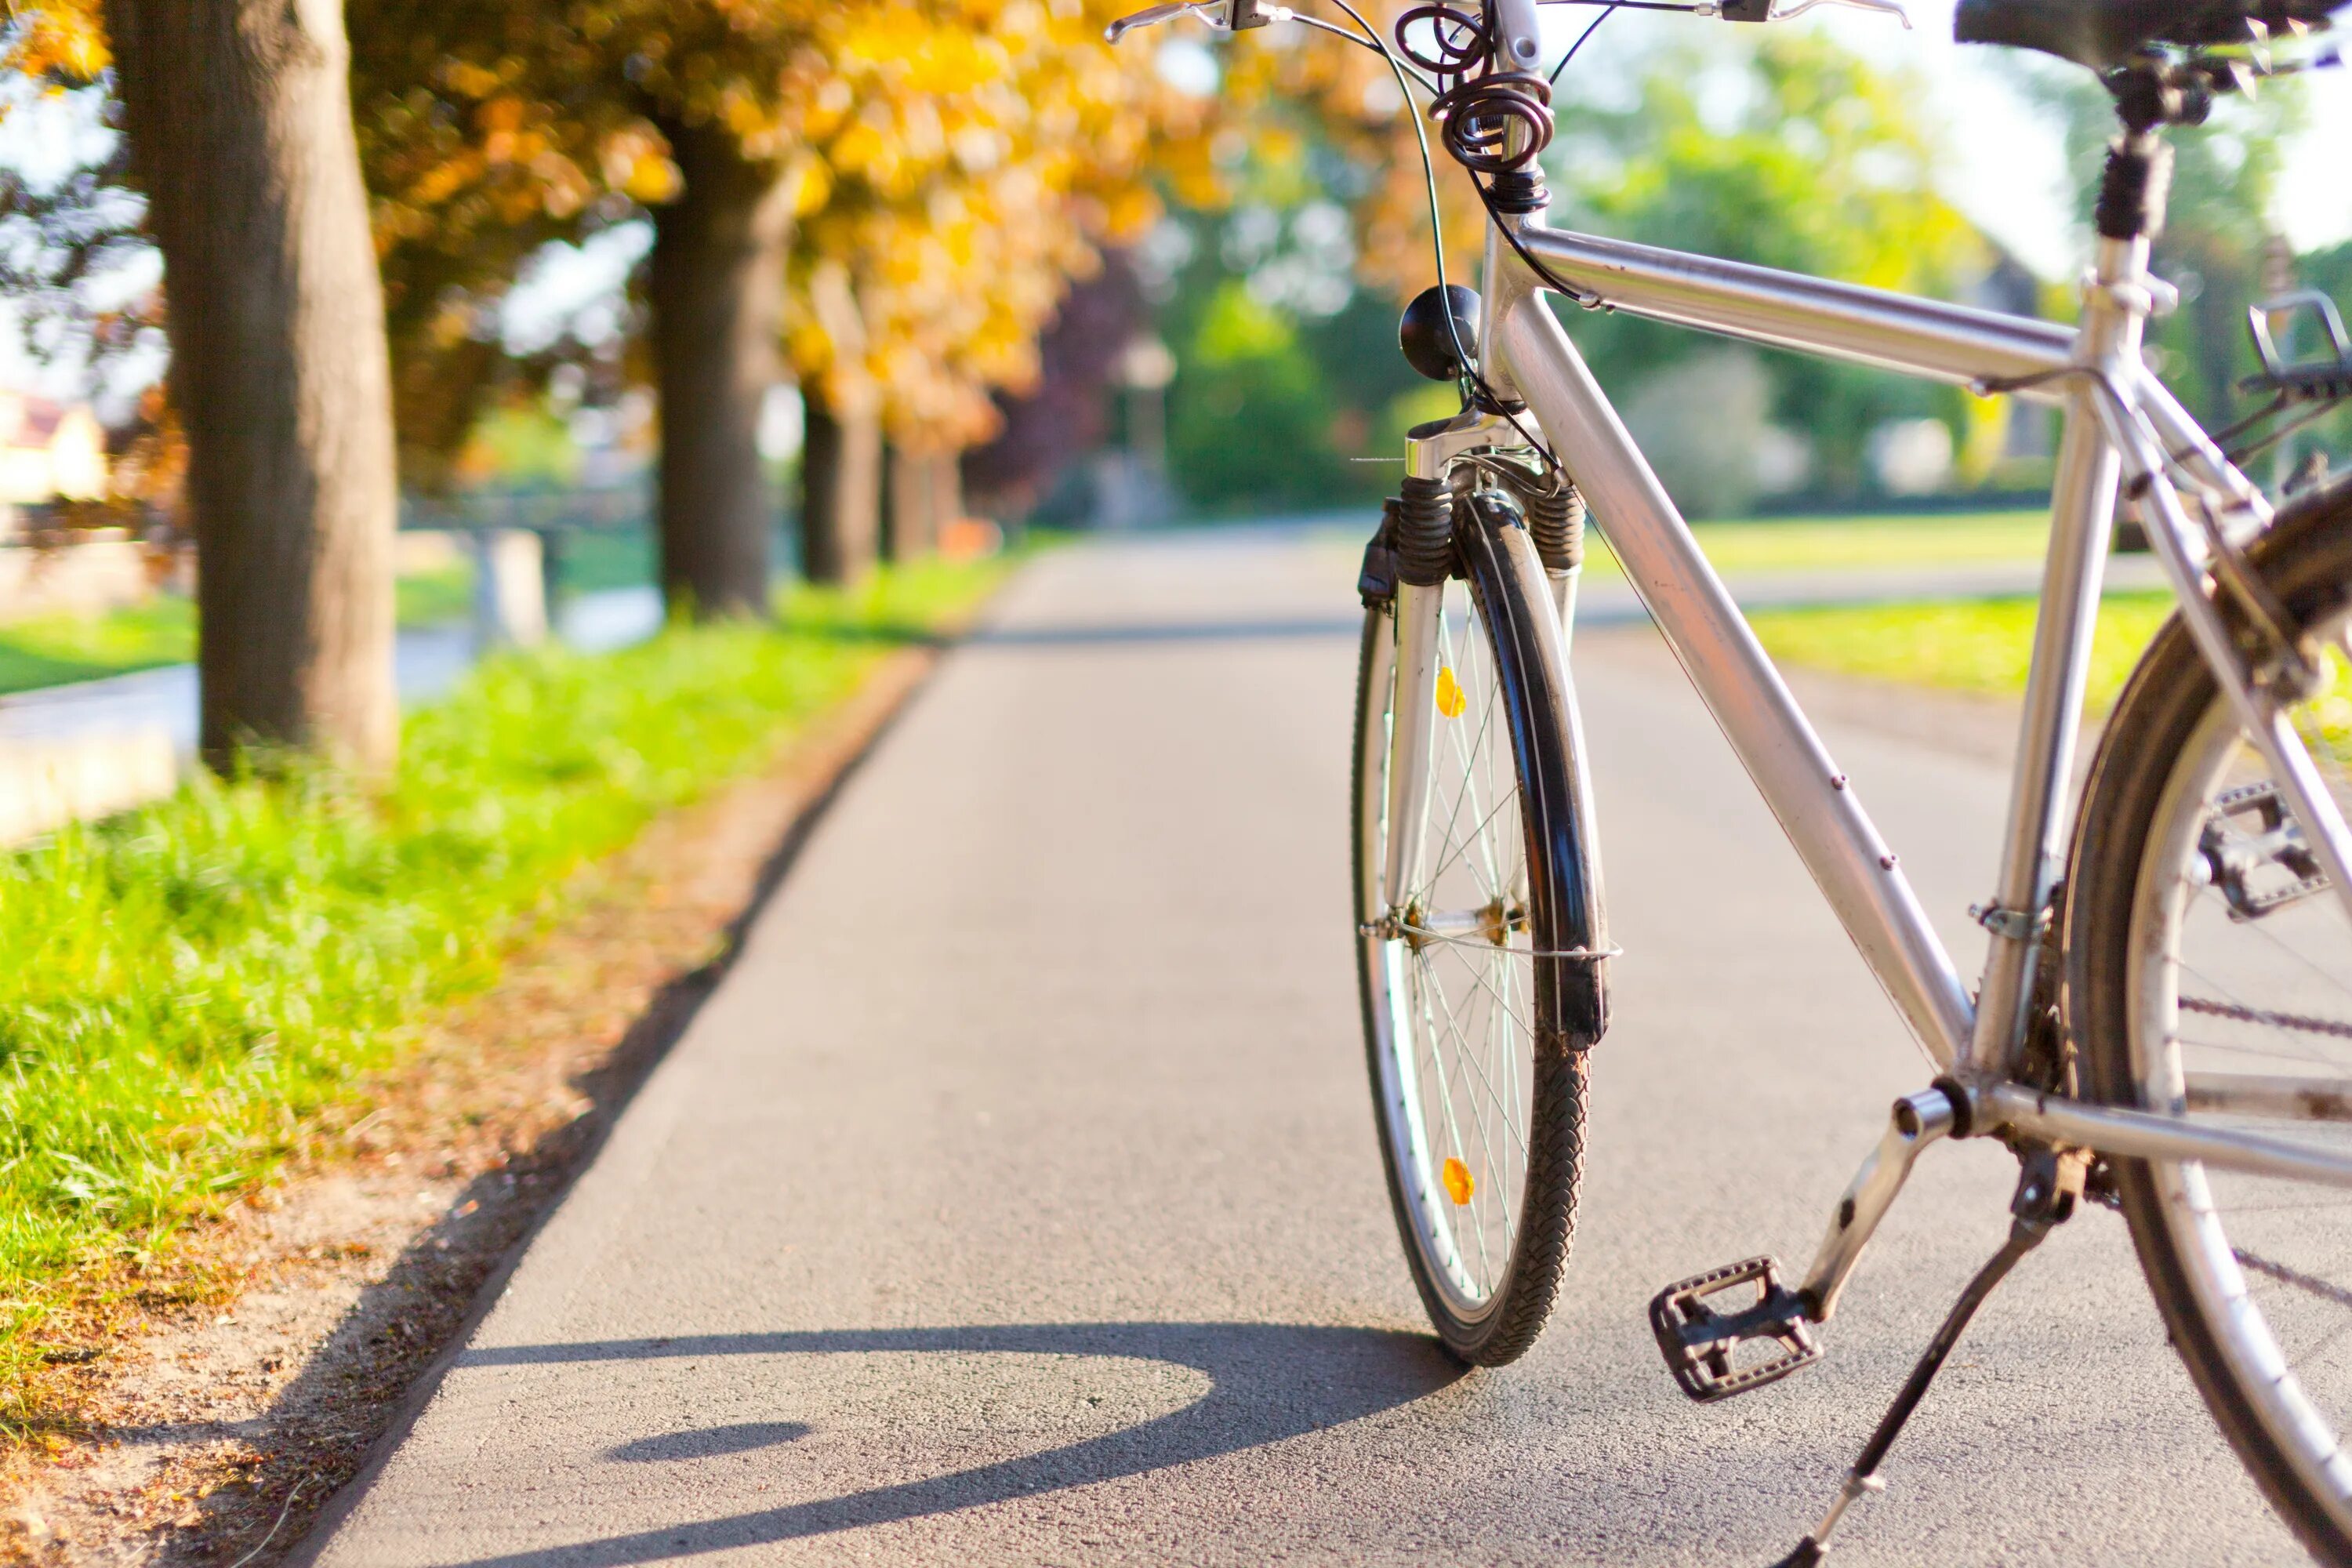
1965;229;2148;1076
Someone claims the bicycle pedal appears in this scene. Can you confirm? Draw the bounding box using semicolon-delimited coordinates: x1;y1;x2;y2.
1650;1254;1822;1403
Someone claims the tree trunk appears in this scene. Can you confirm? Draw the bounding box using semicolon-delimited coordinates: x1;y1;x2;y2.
800;395;882;586
105;0;398;771
883;443;933;563
929;450;965;541
649;118;792;619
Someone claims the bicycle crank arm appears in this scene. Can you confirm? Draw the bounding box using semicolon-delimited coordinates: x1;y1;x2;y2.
1797;1087;1957;1322
1647;1086;1956;1402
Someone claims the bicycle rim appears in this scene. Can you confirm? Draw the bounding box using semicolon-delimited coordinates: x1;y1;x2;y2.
2072;480;2352;1557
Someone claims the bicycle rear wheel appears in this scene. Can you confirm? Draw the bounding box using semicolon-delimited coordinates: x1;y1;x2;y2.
1352;495;1593;1366
2068;476;2352;1561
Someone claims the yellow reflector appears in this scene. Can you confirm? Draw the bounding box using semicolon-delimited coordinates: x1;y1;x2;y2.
1442;1156;1474;1205
1436;666;1467;719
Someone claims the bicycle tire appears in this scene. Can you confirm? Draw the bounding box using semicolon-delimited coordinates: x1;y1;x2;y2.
1352;493;1589;1366
2067;474;2352;1563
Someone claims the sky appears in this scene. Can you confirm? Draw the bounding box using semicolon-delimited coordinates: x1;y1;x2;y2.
1534;0;2352;278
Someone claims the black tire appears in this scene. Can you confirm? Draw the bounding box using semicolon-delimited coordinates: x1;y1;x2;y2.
2067;474;2352;1564
1352;496;1590;1366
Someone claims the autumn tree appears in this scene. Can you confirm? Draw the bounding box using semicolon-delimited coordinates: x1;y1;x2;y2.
9;0;401;768
347;2;827;617
775;2;1208;581
14;0;1221;654
349;0;1210;597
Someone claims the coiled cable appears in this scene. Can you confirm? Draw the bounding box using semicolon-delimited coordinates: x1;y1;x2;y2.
1432;70;1553;173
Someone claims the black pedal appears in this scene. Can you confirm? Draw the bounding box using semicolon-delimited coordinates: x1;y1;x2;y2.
1650;1255;1822;1403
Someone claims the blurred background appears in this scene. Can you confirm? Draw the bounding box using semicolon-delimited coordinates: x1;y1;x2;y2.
0;0;2343;766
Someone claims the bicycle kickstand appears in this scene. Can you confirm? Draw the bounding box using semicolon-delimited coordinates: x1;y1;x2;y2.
1767;1149;2072;1567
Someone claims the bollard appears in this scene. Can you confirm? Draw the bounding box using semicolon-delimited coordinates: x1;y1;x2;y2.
470;528;548;650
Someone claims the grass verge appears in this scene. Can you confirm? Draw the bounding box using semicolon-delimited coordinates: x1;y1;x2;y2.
1578;510;2053;581
1748;590;2174;712
0;555;1006;1434
0;570;477;697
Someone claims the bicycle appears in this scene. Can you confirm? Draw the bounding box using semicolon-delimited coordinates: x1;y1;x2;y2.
1106;0;2352;1559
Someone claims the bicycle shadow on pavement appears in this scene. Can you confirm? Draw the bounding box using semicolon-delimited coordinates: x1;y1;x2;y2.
426;1320;1462;1567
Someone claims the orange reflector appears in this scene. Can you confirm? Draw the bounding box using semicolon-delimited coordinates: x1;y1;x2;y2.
1442;1156;1474;1205
1436;666;1466;718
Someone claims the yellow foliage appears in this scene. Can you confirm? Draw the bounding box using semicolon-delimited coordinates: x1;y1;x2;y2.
0;0;109;84
7;0;1228;466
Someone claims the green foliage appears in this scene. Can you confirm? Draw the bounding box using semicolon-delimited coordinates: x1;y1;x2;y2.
1159;185;1430;511
1159;31;2009;514
1749;590;2173;709
1168;281;1339;509
1550;34;1987;500
465;405;582;488
1564;37;1976;290
1584;509;2055;580
0;557;1002;1409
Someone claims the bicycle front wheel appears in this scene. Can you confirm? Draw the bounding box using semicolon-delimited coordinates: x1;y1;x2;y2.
1352;496;1592;1366
2069;475;2352;1562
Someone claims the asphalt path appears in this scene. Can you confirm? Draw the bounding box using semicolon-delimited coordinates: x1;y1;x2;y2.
301;526;2301;1567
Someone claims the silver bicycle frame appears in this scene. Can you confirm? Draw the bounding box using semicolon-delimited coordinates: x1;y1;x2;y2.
1389;194;2352;1189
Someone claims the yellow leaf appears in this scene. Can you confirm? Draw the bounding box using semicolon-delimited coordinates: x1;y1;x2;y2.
1436;666;1466;720
622;153;681;205
1441;1157;1474;1206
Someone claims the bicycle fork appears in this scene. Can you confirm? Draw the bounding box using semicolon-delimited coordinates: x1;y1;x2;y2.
1377;410;1526;920
1382;579;1445;915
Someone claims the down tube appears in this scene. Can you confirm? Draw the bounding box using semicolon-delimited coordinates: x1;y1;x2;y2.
1498;292;1975;1069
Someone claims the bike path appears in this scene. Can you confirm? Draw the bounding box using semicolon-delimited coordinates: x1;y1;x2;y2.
300;527;2293;1566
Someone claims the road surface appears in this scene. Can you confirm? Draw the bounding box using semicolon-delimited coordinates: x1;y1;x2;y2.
299;527;2295;1566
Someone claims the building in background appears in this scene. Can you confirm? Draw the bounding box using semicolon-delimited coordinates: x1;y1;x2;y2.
0;392;107;538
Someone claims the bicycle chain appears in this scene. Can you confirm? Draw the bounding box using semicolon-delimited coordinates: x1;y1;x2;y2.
2180;993;2352;1043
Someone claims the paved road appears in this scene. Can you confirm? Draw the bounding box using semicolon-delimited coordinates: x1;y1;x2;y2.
302;528;2296;1567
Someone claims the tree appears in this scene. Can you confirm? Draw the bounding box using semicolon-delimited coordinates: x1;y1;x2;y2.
1545;35;1986;500
648;118;794;614
965;250;1149;518
10;0;401;768
347;0;1210;594
347;0;825;615
16;0;1221;647
779;0;1210;575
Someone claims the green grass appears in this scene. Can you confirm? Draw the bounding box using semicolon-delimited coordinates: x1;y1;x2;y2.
1569;509;2175;712
0;598;195;695
0;568;479;698
1581;510;2054;581
1748;590;2176;711
394;565;475;628
0;556;1005;1422
553;528;655;594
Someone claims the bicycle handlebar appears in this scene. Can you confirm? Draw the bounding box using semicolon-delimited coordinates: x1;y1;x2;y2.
1104;0;1913;49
